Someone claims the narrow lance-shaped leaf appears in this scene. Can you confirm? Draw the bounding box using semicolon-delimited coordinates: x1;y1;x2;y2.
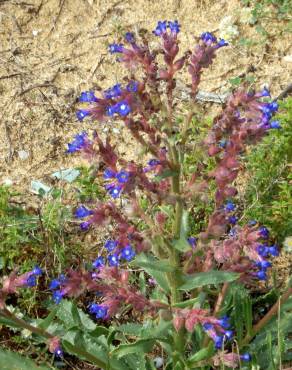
179;270;239;291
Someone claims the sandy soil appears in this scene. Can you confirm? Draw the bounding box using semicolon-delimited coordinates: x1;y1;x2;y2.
0;0;291;191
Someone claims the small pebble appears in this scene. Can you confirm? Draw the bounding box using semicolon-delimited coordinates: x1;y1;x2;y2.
154;357;164;368
283;55;292;63
18;150;29;160
2;178;13;186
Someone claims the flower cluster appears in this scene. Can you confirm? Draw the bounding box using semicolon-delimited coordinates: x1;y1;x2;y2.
206;221;279;282
48;267;158;320
66;132;90;153
0;266;42;308
103;168;131;198
189;32;228;95
174;310;234;348
92;239;136;269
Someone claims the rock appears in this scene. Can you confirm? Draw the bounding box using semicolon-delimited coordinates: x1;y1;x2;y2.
30;180;51;195
283;55;292;63
51;168;80;183
154;357;164;368
18;150;29;160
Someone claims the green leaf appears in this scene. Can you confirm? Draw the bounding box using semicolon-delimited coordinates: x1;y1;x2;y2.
116;320;171;341
0;316;25;330
0;348;51;370
62;339;107;368
133;254;170;293
229;76;242;86
172;296;200;308
172;210;191;252
179;271;239;291
134;254;175;272
38;307;58;330
56;299;98;332
187;342;215;365
62;329;109;366
173;238;191;252
111;338;156;359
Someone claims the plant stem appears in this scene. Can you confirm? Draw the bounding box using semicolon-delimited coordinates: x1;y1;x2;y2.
168;141;186;365
0;308;107;369
213;282;229;316
203;282;229;347
240;287;292;347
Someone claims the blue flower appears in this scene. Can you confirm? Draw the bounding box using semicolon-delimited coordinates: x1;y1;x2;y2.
270;120;281;129
240;353;251;362
148;159;160;166
261;87;270;97
103;168;116;179
26;275;37;287
92;256;105;269
218;315;230;329
225;201;236;212
261;102;278;116
126;81;139;92
108;43;124;53
74;205;93;219
187;237;197;247
106;105;117;116
115;101;131;116
79;91;98;103
248;220;257;226
228;216;238;225
54;347;63;358
52;290;64;304
32;265;43;276
259;226;269;239
108;253;119;266
105;183;122;198
268;245;279;257
120;245;136;261
256;270;267;280
269;101;279;112
104;84;122;99
224;330;233;340
168;20;180;34
125;32;135;43
116;170;130;183
89;303;108;319
256;260;272;270
214;335;224;349
80;221;90;231
153;21;167;36
257;244;269;257
229;227;237;237
216;39;228;48
200;32;217;43
76;109;90;121
202;323;213;331
67;132;88;153
49;279;61;290
104;240;118;252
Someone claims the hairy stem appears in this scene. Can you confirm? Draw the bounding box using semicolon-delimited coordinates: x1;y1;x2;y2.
168;139;186;365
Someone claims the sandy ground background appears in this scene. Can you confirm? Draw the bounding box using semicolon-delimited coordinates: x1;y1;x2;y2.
0;0;291;191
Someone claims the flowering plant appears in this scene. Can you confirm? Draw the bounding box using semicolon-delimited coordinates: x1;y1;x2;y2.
0;21;291;369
